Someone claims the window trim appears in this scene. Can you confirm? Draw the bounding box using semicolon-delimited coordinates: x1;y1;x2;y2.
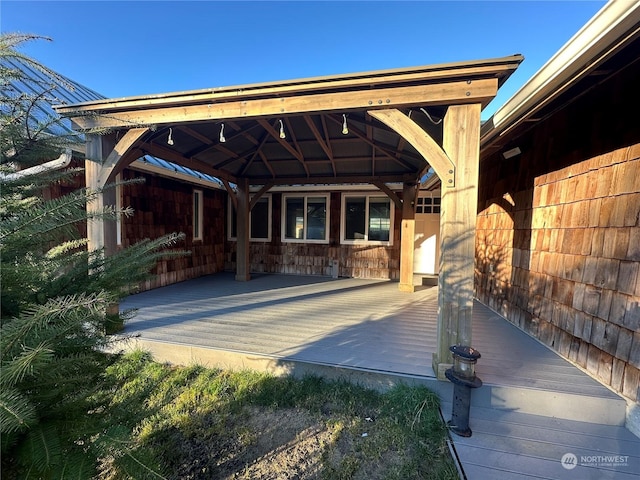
193;189;204;241
340;193;394;246
227;194;272;242
281;193;330;244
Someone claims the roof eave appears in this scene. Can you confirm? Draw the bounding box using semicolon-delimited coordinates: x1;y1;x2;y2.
480;0;640;150
54;55;523;116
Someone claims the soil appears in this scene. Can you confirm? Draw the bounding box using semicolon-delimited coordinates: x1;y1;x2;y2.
171;406;339;480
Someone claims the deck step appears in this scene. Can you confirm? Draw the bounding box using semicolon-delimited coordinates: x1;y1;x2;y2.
470;382;627;426
441;404;640;479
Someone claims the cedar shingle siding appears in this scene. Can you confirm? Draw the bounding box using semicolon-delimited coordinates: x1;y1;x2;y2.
121;170;226;289
476;59;640;402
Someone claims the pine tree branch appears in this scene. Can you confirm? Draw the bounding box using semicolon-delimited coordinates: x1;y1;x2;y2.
0;388;36;433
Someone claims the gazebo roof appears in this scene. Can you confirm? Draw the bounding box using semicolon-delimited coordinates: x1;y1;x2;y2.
55;55;522;186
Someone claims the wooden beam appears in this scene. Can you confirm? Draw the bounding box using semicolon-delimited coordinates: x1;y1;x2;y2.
85;131;136;269
365;115;376;175
235;128;274;177
221;179;237;209
235;178;251;281
304;115;334;163
372;180;402;210
319;115;337;176
257;151;276;178
249;182;274;210
326;114;418;171
65;79;499;130
284;117;310;177
399;182;418;292
367;109;455;187
228;121;262;146
56;59;519;114
433;103;481;378
93;127;149;186
178;125;215;145
187;122;263;158
257;119;304;162
250;173;411;186
239;150;276;178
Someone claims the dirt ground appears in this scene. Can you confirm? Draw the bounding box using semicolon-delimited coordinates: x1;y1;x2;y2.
172;406;337;480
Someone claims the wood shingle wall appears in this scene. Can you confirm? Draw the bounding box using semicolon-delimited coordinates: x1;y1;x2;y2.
121;171;226;290
477;147;640;401
476;60;640;402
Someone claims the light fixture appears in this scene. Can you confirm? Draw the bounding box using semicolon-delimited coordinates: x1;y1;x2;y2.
503;146;521;159
445;345;482;437
342;114;349;135
219;123;226;143
167;127;174;146
279;119;286;139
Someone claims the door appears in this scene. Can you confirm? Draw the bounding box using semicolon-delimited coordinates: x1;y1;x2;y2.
413;195;441;275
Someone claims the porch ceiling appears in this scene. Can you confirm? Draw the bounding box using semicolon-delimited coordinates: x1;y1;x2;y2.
55;55;522;187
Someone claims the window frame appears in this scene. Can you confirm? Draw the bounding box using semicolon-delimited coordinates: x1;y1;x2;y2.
415;193;441;214
340;193;394;246
227;194;272;242
281;193;330;244
193;189;204;242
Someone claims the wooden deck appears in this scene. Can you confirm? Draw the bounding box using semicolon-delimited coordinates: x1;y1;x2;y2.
119;273;640;479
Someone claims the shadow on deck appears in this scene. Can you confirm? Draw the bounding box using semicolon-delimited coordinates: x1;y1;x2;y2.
117;273;639;479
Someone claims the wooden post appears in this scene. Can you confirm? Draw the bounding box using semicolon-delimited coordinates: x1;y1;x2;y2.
235;177;251;281
399;182;418;292
85;128;148;253
86;133;120;331
86;133;117;255
432;104;481;379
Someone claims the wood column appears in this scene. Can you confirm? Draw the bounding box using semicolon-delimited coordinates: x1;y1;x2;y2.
235;177;251;281
399;182;418;292
85;128;148;254
432;104;481;379
86;133;117;255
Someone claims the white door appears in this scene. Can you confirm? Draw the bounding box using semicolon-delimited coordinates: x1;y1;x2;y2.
413;195;441;275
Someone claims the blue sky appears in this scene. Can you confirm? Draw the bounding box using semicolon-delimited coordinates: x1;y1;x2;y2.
2;1;606;119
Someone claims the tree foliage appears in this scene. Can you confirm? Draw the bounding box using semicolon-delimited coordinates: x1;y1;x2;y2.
0;33;185;478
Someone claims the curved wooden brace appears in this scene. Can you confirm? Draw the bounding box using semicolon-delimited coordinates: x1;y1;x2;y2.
97;127;150;186
367;109;456;187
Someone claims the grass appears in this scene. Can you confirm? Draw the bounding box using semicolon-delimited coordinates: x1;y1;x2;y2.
89;350;458;479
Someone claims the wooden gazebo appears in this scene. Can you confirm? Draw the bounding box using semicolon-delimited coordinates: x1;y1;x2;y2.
55;55;522;377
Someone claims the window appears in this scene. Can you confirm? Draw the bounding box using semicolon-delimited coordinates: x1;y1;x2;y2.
341;194;393;245
193;189;203;241
228;195;272;241
282;194;329;243
250;197;270;239
416;195;441;214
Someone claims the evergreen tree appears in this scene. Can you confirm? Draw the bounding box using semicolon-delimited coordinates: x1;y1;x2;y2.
0;34;184;478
